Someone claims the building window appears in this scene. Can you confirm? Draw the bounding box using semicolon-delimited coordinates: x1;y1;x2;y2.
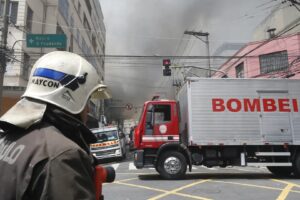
26;5;33;32
259;50;289;74
58;0;69;24
23;53;30;80
236;62;244;78
0;1;18;25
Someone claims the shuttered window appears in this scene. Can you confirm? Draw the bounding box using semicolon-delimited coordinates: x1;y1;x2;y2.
259;50;288;74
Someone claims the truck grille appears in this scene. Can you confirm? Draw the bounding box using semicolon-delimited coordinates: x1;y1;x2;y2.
95;150;116;156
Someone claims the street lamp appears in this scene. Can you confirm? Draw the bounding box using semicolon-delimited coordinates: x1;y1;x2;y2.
184;30;211;77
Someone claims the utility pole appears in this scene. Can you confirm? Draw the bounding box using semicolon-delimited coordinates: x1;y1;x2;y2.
0;0;10;114
184;30;211;77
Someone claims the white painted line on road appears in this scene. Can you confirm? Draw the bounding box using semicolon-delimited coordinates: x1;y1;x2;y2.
111;163;120;170
129;162;137;170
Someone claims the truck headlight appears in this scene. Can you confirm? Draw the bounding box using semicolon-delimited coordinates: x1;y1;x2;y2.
115;149;121;154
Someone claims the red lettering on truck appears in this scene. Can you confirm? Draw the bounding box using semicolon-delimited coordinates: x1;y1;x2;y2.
227;98;242;112
262;99;276;112
244;99;261;112
212;98;299;112
212;98;225;112
293;99;299;112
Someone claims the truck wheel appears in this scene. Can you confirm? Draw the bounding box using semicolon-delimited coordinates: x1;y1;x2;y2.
157;151;187;180
267;166;293;176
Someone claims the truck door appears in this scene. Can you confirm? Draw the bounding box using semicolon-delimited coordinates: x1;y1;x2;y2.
259;91;293;143
142;103;179;148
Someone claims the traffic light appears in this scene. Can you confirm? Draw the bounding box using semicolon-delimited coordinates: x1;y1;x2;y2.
163;59;171;76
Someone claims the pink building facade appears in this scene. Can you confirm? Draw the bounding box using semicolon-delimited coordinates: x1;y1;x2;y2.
213;33;300;79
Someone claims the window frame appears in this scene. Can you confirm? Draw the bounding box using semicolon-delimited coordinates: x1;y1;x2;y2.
259;50;289;74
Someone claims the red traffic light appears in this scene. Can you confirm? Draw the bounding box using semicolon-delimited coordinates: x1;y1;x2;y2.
163;59;171;67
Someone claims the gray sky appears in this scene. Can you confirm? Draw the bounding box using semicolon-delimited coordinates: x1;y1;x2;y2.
99;0;276;120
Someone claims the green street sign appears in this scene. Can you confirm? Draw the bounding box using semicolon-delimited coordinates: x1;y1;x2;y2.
26;34;67;48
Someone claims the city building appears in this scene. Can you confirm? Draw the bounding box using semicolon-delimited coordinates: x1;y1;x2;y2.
0;0;106;118
253;3;300;41
213;33;300;79
213;5;300;79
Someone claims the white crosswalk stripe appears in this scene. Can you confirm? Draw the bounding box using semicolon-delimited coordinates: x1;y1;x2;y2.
111;163;120;170
129;162;137;170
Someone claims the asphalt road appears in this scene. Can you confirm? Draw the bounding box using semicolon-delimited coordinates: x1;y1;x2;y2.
100;151;300;200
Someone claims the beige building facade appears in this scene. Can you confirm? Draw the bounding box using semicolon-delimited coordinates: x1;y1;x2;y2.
1;0;106;117
253;4;300;40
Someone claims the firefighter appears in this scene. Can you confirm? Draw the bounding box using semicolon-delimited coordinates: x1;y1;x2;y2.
0;51;111;199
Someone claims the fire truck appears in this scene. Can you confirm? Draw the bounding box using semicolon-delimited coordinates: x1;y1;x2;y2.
133;78;300;179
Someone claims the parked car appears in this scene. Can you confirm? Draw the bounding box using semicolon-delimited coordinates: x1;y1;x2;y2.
90;126;126;160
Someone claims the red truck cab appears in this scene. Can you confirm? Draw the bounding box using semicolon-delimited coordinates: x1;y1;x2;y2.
134;100;180;150
133;99;191;179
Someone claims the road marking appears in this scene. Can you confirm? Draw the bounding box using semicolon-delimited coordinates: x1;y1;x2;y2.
111;163;120;170
115;182;170;193
115;181;212;200
272;179;300;200
129;162;137;170
272;179;300;188
148;179;212;200
212;180;300;194
276;184;294;200
212;180;284;191
103;177;138;185
116;177;138;183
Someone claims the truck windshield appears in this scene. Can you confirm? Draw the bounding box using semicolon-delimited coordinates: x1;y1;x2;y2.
94;130;118;142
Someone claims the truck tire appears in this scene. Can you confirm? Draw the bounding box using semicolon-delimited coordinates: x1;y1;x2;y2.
157;151;187;180
267;166;293;177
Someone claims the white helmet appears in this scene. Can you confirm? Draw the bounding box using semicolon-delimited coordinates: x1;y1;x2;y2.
22;51;110;114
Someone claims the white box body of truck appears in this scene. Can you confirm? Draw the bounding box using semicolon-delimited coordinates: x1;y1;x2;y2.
177;78;300;146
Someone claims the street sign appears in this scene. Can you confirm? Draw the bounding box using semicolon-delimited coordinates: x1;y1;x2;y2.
26;34;67;48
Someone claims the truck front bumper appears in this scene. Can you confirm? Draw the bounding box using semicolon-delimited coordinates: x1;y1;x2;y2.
134;150;144;169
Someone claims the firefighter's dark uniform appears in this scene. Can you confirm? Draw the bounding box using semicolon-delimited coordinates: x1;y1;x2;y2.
0;99;97;200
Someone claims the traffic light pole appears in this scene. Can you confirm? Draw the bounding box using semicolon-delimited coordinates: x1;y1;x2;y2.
0;0;10;114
